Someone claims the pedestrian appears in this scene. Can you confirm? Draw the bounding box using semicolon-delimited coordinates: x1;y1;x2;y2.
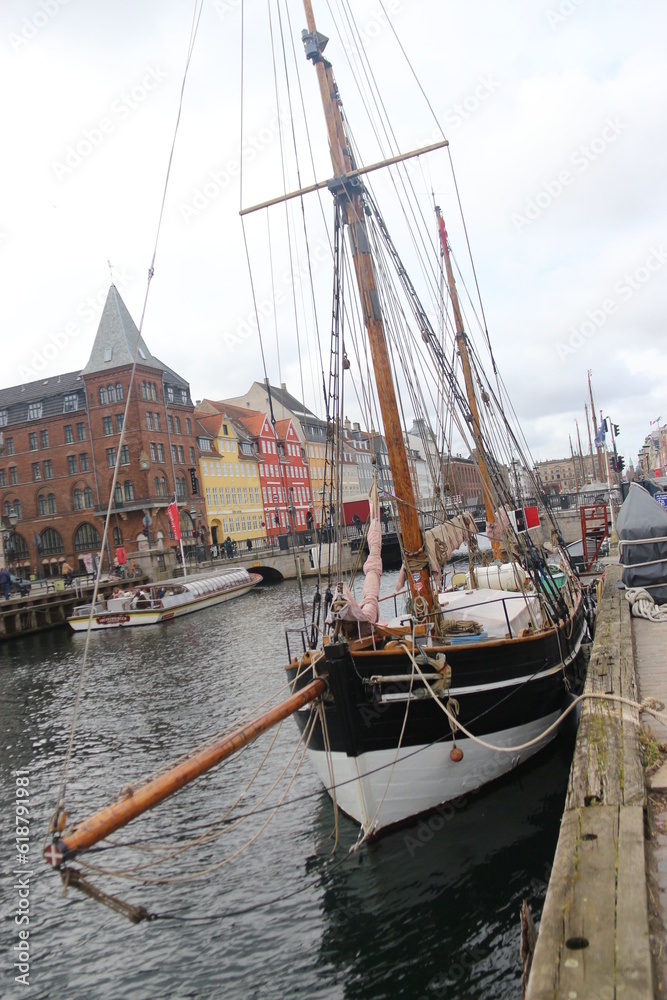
61;560;74;586
0;566;10;600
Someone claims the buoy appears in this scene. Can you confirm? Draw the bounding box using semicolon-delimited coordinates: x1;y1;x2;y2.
450;746;463;762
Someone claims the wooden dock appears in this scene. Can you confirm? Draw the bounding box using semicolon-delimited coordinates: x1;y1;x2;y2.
526;560;655;998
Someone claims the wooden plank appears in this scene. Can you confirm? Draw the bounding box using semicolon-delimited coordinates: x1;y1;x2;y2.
525;809;580;998
619;576;646;806
616;806;653;997
527;807;621;998
558;806;619;997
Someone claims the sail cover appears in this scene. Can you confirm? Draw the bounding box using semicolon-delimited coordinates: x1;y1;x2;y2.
424;512;477;571
617;483;667;603
328;483;382;627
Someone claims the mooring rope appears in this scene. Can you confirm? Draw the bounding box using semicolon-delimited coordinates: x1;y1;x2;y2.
398;642;667;753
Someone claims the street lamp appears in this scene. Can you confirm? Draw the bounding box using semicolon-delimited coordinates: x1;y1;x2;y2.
2;505;19;574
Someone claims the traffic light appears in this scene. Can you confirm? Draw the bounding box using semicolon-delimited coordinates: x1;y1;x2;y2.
613;424;620;436
610;456;617;472
616;455;625;474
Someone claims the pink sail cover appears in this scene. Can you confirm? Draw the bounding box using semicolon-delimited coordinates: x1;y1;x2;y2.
329;488;383;626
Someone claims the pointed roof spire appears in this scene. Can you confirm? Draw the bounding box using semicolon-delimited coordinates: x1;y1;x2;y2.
81;285;162;376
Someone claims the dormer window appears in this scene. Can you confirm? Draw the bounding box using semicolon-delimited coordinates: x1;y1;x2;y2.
28;401;43;420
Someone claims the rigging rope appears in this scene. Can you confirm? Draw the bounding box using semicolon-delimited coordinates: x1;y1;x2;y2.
51;0;205;827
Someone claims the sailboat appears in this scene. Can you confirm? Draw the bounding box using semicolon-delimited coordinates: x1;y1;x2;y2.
274;4;587;836
43;0;587;889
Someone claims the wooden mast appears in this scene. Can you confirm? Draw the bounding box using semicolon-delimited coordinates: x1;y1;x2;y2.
301;1;436;614
435;207;501;559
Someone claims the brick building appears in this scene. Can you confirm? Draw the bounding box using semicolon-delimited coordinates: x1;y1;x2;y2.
0;286;205;578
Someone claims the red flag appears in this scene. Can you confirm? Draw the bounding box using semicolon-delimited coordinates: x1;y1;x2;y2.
167;500;181;541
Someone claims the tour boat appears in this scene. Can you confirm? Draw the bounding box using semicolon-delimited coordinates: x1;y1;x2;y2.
67;569;262;631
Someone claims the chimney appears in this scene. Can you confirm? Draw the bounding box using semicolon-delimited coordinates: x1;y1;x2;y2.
353;422;360;432
281;382;287;391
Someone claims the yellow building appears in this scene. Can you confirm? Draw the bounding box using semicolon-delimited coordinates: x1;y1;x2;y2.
195;411;267;554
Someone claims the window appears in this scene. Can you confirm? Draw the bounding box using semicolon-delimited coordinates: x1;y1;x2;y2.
106;448;116;468
64;424;73;444
157;443;165;463
40;430;49;448
74;523;101;552
190;447;196;465
0;470;5;487
38;494;47;516
43;460;53;480
120;445;130;465
176;476;186;498
186;418;192;435
168;415;174;434
28;402;43;420
6;438;14;456
114;484;123;505
0;409;7;426
73;489;83;510
47;493;56;514
225;488;231;504
76;423;85;441
150;443;157;462
80;453;89;472
154;413;161;431
29;432;37;450
67;455;77;475
113;526;122;547
63;393;79;412
115;383;123;401
213;488;219;504
231;488;237;504
154;476;168;497
103;416;113;435
12;499;22;519
171;444;178;464
206;487;212;504
99;387;107;405
107;385;115;403
40;528;64;555
115;414;123;433
174;416;181;434
84;487;93;508
147;412;154;431
32;462;41;481
123;480;134;501
166;387;174;403
141;382;147;400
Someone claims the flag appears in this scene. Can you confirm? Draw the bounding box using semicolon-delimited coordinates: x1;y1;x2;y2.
594;424;605;448
167;499;181;541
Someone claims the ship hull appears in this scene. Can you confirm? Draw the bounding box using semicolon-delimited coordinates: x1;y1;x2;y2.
288;597;586;834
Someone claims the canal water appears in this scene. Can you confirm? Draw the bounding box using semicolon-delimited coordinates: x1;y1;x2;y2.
1;572;576;999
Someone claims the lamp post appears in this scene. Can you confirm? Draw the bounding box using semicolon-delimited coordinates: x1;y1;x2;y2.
273;493;281;547
2;505;19;574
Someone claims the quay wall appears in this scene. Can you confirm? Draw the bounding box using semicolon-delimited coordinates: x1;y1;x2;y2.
526;559;653;997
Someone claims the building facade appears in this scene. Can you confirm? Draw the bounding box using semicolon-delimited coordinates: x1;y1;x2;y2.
0;286;205;578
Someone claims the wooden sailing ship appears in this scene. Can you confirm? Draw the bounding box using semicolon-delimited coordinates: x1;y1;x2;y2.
279;4;586;835
44;0;587;899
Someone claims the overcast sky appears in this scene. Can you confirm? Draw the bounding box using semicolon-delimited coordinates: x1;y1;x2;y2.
1;0;665;471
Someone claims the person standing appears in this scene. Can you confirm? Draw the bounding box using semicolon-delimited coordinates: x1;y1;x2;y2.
0;566;10;600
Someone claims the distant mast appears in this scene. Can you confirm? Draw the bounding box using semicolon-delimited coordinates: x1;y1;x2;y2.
435;207;501;559
301;1;436;615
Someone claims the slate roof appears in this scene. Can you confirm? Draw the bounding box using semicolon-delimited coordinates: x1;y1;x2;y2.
81;285;163;376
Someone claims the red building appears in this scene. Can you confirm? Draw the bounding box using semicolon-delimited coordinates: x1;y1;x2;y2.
0;286;205;578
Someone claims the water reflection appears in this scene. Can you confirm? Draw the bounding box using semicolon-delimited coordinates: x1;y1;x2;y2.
0;578;574;1000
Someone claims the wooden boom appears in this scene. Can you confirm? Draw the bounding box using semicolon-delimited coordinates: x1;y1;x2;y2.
45;675;327;866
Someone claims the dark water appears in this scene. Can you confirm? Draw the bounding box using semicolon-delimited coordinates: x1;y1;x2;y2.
1;573;575;999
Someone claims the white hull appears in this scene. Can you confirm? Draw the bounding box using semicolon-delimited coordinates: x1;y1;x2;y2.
304;710;561;836
68;573;260;631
